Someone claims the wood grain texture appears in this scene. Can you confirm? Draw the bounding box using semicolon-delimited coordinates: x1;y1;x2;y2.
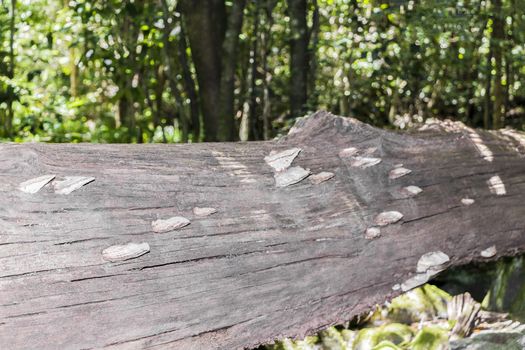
1;111;525;349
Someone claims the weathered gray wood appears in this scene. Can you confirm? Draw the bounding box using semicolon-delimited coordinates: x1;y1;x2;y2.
1;111;525;349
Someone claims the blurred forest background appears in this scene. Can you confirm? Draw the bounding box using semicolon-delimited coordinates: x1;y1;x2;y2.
1;0;525;143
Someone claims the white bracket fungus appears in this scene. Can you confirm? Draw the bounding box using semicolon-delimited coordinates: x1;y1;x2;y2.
274;166;311;187
19;175;56;194
416;251;450;274
338;147;358;158
488;175;506;195
389;167;412;179
264;148;302;172
309;171;335;184
193;207;217;217
102;242;150;262
403;186;422;196
480;245;497;258
400;251;450;292
152;216;191;233
374;211;403;226
53;176;95;195
365;227;381;240
461;198;475;206
349;156;382;168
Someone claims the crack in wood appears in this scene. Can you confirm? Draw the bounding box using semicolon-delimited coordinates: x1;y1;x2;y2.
401;205;461;224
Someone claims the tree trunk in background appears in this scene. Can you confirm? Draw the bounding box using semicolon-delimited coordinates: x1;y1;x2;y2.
177;23;201;142
179;0;245;142
154;65;166;134
69;48;78;97
159;0;182;139
492;0;504;129
179;0;224;141
117;93;131;132
504;52;511;119
3;111;525;349
160;0;195;142
389;88;400;125
247;1;260;141
466;2;488;126
237;26;251;142
288;0;309;119
3;0;16;138
308;0;320;109
243;0;278;141
165;74;189;143
483;43;493;130
219;0;246;141
115;8;138;141
262;0;277;140
504;1;515;118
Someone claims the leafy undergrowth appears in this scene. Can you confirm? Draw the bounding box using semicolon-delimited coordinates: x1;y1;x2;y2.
260;284;525;350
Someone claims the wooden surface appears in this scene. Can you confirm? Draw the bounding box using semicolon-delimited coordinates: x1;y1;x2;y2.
1;111;525;349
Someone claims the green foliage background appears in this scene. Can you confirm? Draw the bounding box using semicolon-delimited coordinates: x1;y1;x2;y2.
1;0;525;142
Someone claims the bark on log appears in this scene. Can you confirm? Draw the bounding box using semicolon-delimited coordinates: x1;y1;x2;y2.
1;111;525;349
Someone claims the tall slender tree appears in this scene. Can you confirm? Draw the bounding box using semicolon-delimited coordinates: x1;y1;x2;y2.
287;0;308;120
179;0;246;141
3;0;16;137
492;0;504;129
160;0;201;142
307;0;319;110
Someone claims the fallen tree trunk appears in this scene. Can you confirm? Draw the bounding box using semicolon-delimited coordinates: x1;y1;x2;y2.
1;111;525;349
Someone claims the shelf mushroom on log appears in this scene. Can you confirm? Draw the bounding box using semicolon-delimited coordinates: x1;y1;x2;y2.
1;111;525;349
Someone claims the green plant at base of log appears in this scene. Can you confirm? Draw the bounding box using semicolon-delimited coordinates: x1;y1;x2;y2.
261;281;525;350
437;255;525;323
320;326;346;349
370;341;402;350
409;326;449;350
353;323;414;349
386;285;450;324
482;256;525;323
262;285;453;350
273;336;319;350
